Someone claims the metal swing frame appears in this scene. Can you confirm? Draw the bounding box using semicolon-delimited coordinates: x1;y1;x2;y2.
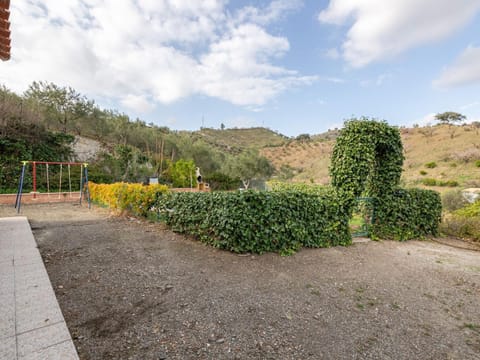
15;161;91;213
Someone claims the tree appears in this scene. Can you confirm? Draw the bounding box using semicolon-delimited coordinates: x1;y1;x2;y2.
24;81;94;133
225;150;274;189
166;159;196;188
295;133;311;143
434;112;466;126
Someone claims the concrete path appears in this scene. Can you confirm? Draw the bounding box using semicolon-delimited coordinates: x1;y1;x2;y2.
0;217;79;360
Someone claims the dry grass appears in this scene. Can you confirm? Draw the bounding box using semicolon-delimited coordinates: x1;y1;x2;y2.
195;127;287;153
261;124;480;191
261;140;333;184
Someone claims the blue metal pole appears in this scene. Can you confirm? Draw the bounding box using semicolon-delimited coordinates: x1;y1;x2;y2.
15;161;28;213
83;164;91;209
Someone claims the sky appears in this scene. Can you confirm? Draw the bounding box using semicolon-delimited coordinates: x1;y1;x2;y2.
1;0;480;136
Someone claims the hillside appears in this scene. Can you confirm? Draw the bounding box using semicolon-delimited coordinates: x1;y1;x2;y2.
67;123;479;191
190;127;287;155
261;124;480;191
2;83;479;194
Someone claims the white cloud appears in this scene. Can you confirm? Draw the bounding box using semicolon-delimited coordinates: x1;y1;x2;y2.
120;94;155;113
0;0;312;109
329;77;345;84
433;45;480;88
198;24;316;105
318;0;480;67
235;0;303;25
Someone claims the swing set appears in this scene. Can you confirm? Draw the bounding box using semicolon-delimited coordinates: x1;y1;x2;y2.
15;161;91;213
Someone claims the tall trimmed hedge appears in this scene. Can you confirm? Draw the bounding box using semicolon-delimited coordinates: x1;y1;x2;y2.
330;119;404;199
372;188;442;240
158;190;351;254
330;118;441;240
267;180;333;195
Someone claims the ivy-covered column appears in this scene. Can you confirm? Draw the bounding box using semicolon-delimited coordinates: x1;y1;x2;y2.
330;118;441;240
329;118;404;211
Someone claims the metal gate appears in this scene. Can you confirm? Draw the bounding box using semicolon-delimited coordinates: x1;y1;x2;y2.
350;197;374;238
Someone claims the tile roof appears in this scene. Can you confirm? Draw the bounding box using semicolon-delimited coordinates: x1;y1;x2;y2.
0;0;10;61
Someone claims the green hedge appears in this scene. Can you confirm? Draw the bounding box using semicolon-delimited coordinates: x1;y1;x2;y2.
267;180;333;195
372;188;442;240
157;190;351;254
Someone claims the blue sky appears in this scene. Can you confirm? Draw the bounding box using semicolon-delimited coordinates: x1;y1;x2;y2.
1;0;480;136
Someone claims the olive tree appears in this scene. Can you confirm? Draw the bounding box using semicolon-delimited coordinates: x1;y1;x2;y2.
224;150;274;189
434;112;466;125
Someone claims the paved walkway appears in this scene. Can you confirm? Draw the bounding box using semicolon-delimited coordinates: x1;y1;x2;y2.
0;217;79;360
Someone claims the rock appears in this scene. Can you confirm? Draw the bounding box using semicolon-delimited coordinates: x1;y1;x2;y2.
208;334;216;343
462;188;480;203
216;338;225;344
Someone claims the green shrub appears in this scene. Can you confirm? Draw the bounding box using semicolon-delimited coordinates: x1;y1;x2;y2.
455;200;480;218
419;170;427;176
425;162;437;168
442;190;468;212
422;178;437;186
438;180;459;187
440;214;480;242
475;160;480;167
372;188;442;240
157;190;351;254
89;182;169;217
204;172;240;191
421;178;458;187
267;180;331;195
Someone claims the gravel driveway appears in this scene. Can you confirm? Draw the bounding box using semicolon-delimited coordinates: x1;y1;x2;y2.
2;203;479;359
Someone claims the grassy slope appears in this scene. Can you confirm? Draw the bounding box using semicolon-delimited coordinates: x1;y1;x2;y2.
261;124;480;191
191;127;287;155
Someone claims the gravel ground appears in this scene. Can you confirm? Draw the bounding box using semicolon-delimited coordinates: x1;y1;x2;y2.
1;203;480;360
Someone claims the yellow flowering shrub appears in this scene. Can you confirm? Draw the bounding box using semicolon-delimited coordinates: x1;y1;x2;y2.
89;182;169;216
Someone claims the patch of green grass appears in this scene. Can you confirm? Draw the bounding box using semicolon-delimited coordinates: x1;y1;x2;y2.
349;215;364;228
355;286;366;294
466;266;480;273
462;323;480;332
391;302;400;310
